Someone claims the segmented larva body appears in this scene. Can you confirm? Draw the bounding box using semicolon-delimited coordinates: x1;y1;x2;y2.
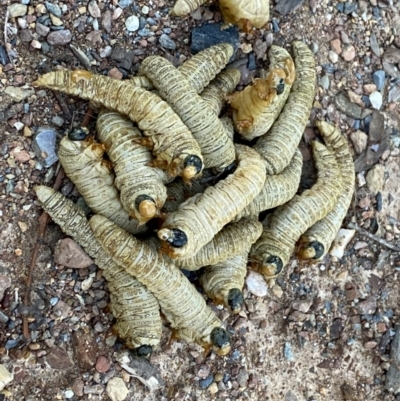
200;69;241;116
132;43;234;95
33;70;203;180
171;0;206;17
34;186;162;355
220;117;235;141
219;0;270;31
250;141;343;280
90;215;231;356
58;134;141;235
139;56;235;170
229;46;295;140
175;218;262;270
200;251;249;314
297;120;355;260
254;41;316;174
158;144;266;258
96;110;168;224
233;148;303;221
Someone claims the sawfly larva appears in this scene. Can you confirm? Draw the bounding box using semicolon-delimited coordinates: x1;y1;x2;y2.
90;215;232;356
250;140;343;280
219;0;270;31
58;131;142;235
233;148;303;221
158;144;266;258
297;120;355;261
34;186;162;356
139;56;235;170
96;110;168;224
254;41;316;174
200;251;249;314
33;70;204;180
229;46;295;140
220;117;235;142
200;69;241;116
132;43;235;95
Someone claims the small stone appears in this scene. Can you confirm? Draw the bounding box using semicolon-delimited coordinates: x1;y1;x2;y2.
96;356;111;373
0;275;11;301
368;111;385;143
72;330;99;370
86;31;102;45
5;340;19;349
106;377;129;401
310;42;319;54
236;368;249;387
350;130;368;154
84;385;104;395
274;0;306;15
196;364;211;379
0;365;13;391
159;34;176;50
334;92;362;119
208;382;218;395
51;116;64;127
46;346;74;370
12;148;30;163
199;374;214;389
47;30;72;46
319;75;330;90
272;284;283;298
369;91;382;110
329;229;356;258
108;68;123;80
5;86;34;102
330;318;343;340
18;18;28;29
372;70;385;91
142;5;150;14
30;40;42;49
119;0;133;8
342;45;356;61
330;39;342;54
45;1;62;17
20;29;33;43
81;276;94;291
246;271;268;297
357;296;377;315
64;390;74;399
72;379;85;397
17;221;28;232
125;15;139;32
88;0;101;18
8;4;27;18
283;342;294;361
52;300;71;320
102;10;112;33
370;33;381;57
366;164;384;195
364;341;377;349
383;47;400;64
388;86;400;103
32;127;58;167
54;238;93;268
113;7;123;20
50;13;63;26
328;51;339;63
292;299;312;313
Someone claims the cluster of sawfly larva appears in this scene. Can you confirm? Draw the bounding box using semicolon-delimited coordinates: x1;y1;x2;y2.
33;40;354;359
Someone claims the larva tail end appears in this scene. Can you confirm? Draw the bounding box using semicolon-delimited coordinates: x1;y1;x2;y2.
32;75;49;88
227;288;244;314
298;241;325;260
183;155;203;182
131;344;153;358
34;185;55;201
157;228;187;248
210;327;231;356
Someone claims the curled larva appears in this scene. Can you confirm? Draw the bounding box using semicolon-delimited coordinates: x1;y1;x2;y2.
254;41;316;174
200;69;241;116
158;144;266;258
229;46;295;140
58;131;142;235
233;148;303;221
96;110;168;224
139;56;235;170
297;120;355;260
200;251;249;314
90;215;231;356
132;43;235;95
219;0;270;31
33;70;203;180
250;141;343;280
34;186;162;356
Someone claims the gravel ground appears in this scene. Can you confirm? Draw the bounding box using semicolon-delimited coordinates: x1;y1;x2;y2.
1;0;400;400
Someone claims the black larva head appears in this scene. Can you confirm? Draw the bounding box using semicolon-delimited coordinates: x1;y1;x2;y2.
308;241;325;259
184;155;203;175
227;288;244;314
132;344;153;358
276;78;285;95
210;327;231;356
264;255;283;276
166;229;187;248
68;127;89;141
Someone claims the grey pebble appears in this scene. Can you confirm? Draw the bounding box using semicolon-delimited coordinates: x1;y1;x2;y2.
119;0;133;8
61;181;74;196
41;42;50;54
319;75;330;90
163;27;172;34
51;116;64;127
146;18;157;25
334;91;362;119
159;34;176;50
388;86;400;103
50;297;59;306
0;45;9;65
199;374;214;389
370;33;381;58
32;127;59;167
5;339;19;349
47;30;72;46
21;0;31;5
0;311;9;324
45;1;62;18
272;18;280;32
310;42;319;54
36;22;50;37
138;28;153;37
247;53;257;70
372;70;385;91
284;342;295;360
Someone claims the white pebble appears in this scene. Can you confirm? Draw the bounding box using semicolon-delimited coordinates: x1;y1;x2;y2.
81;276;94;291
246;271;268;297
329;228;356;258
64;390;74;399
125;15;139;32
369;91;382;110
14;122;24;131
142;5;149;14
328;50;338;63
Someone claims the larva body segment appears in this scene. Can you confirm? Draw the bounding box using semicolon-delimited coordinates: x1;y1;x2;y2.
250;141;343;280
58;135;141;235
229;46;295;140
129;75;155;90
175;218;262;270
233;148;303;221
34;186;162;355
171;0;205;17
254;41;316;174
90;215;231;356
96;110;168;224
220;117;235;141
33;70;203;180
139;56;235;170
158;144;266;258
219;0;270;31
297;121;355;260
200;251;249;314
200;69;241;116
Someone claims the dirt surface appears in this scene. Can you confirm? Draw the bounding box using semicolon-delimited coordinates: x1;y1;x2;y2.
1;0;400;400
